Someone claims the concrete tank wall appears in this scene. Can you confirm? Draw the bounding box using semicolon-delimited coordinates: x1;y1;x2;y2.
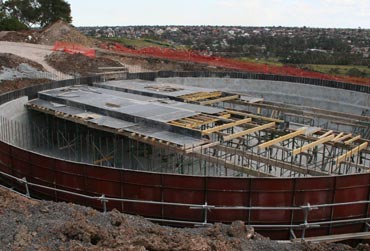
157;78;370;115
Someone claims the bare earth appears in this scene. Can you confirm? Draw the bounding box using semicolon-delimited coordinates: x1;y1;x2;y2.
0;187;367;251
0;41;70;79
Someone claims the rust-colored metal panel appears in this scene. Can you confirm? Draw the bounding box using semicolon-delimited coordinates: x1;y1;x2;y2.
333;175;370;219
162;174;204;221
294;177;335;223
122;170;162;217
250;179;294;223
256;229;290;240
54;162;84;190
207;177;250;222
0;141;11;173
331;223;364;235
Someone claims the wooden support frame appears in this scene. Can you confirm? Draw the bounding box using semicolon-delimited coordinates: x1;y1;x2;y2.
223;122;276;142
226;109;284;123
180;91;223;101
344;135;361;145
258;127;307;150
319;130;333;138
335;142;368;166
292;135;335;156
335;133;352;142
202;117;252;135
199;95;240;105
332;133;344;142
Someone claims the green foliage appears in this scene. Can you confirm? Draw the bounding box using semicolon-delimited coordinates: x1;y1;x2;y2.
37;0;72;27
1;0;72;28
0;16;28;30
346;67;366;77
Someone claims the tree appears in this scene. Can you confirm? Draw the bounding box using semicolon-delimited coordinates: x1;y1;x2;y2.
37;0;72;27
1;0;72;28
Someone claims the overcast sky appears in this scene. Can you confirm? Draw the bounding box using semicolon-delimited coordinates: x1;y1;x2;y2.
66;0;370;28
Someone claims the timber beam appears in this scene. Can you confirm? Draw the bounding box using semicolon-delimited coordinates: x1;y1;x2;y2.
223;122;276;142
202;117;252;135
258;127;307;150
199;95;240;105
292;135;335;156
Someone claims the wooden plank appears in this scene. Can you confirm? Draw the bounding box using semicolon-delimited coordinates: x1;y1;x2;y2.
226;109;284;123
335;142;368;165
214;145;327;176
335;133;352;142
344;135;361;145
199;95;240;105
332;133;344;142
319;130;333;138
185;141;221;153
181;91;223;101
190;151;275;177
258;127;307;150
202;117;252;135
292;135;335;156
223;122;276;142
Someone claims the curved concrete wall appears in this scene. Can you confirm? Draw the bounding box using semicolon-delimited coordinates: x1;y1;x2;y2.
0;75;369;240
157;77;370;115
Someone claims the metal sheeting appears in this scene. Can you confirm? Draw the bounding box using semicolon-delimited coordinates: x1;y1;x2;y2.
27;99;204;146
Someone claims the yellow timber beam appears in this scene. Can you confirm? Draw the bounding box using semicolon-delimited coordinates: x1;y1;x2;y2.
202;117;252;135
332;133;344;142
226;109;284;123
319;130;333;138
180;91;223;101
223;122;276;142
344;135;361;145
292;135;335;156
335;142;368;167
199;95;240;105
258;127;307;150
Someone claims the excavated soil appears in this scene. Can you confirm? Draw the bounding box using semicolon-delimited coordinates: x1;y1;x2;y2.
0;187;367;251
0;53;45;71
46;52;122;76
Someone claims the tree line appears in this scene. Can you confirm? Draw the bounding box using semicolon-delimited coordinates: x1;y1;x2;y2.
0;0;72;30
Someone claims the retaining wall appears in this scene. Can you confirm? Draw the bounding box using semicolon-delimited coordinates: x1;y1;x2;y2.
0;73;369;240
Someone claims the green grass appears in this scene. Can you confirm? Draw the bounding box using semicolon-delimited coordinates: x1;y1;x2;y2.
237;57;284;67
302;64;370;78
101;37;172;48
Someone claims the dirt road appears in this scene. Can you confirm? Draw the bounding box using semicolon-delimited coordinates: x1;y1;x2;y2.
0;41;70;79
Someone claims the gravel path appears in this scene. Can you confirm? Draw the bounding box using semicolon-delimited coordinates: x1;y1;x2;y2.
0;41;71;79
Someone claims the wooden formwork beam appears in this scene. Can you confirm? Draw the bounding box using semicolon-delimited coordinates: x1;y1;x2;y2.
213;145;327;176
292;135;335;156
332;133;344;142
202;117;252;135
344;135;361;145
334;142;368;167
223;122;276;142
335;133;353;142
190;151;275;177
199;95;240;105
319;130;333;138
226;109;284;123
258;127;307;150
180;91;223;101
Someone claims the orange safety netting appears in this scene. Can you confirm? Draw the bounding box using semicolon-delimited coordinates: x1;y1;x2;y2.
106;43;370;85
53;41;96;58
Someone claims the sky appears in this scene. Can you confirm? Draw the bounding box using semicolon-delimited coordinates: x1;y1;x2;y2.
66;0;370;28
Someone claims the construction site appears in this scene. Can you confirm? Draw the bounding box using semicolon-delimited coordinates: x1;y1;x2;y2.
1;21;370;248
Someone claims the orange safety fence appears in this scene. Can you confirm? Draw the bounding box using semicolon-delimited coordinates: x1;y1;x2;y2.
105;43;370;85
53;41;96;58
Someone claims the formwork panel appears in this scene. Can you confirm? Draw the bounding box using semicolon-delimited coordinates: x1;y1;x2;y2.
250;179;294;223
122;170;162;217
207;177;250;222
294;177;334;222
162;174;204;221
55;161;85;191
333;175;370;219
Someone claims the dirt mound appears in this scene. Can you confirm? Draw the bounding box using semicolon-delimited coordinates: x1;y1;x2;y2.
38;20;97;47
46;51;122;76
0;78;50;94
0;30;38;43
0;187;361;251
0;53;45;71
